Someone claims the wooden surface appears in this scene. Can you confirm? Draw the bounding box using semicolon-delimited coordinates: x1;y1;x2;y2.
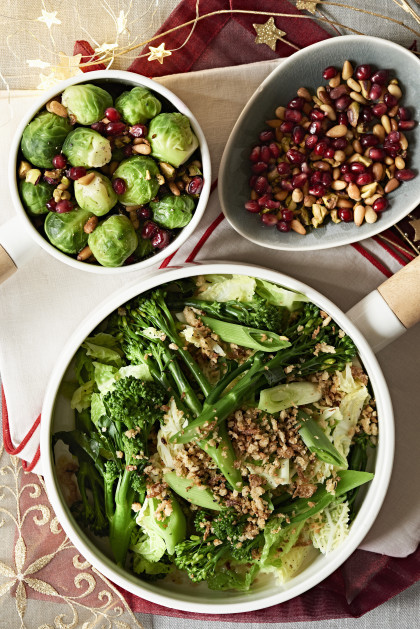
0;245;16;284
378;255;420;328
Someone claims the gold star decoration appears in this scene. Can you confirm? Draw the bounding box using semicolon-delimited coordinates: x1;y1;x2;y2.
37;52;82;90
147;43;172;64
253;17;286;51
37;9;61;29
408;218;420;242
296;0;320;14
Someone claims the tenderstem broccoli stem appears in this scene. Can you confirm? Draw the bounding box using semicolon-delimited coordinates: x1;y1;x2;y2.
109;467;136;567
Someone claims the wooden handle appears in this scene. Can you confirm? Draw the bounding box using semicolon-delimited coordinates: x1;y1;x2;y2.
0;245;17;284
378;255;420;329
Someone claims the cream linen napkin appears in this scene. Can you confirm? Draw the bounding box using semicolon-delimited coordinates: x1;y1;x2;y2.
0;60;419;557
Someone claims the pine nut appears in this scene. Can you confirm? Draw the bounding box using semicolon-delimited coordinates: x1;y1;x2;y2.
326;124;348;138
347;183;361;200
18;161;32;179
381;115;391;134
352;139;363;154
388;84;402;100
303;194;316;207
359;80;371;100
390;118;398;132
342;60;353;81
354;204;366;226
333;167;341;180
337;198;354;208
132;143;151;155
331;180;347;191
46;100;68;117
388;105;399;118
329;74;341;88
169;181;181;196
250;190;258;200
372;163;385;181
320;104;336;120
108;161;119;176
84;216;98;234
365;193;382;206
275;127;283;142
395;156;405;170
350;91;368;104
297;87;312;102
290;219;306;235
274;190;288;201
334;150;346;162
399;132;408;150
77;246;92;261
347;78;361;92
129;211;140;230
266;119;283;128
77;172;95;186
275;106;286;119
292;188;304;203
372;124;385;143
364;207;378;224
384;178;400;193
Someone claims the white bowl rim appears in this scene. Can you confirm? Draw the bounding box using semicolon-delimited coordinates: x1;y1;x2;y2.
40;261;394;614
219;35;420;251
8;69;211;274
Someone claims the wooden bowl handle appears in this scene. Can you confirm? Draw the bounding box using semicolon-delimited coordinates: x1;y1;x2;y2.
0;244;17;284
378;255;420;329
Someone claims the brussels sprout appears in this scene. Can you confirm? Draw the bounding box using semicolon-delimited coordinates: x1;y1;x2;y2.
115;87;162;125
61;84;113;125
135;235;154;259
88;215;138;267
147;113;199;168
20;111;72;169
112;156;160;206
44;207;93;254
62;128;111;168
74;170;117;216
150;194;194;229
19;180;54;215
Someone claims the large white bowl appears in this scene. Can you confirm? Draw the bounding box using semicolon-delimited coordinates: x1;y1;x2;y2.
6;70;211;274
40;262;394;614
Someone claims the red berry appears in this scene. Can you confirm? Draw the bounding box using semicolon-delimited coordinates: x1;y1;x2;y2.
332;137;347;150
187;176;204;195
369;84;382;101
323;66;338;80
249;146;261;162
372;103;388;117
371;69;389;85
356;172;373;186
338;208;353;222
91;122;106;134
314;141;328;156
112;178;126;195
46;199;57;212
105;121;126;136
277;220;291;232
138;207;151;219
105;107;121;122
129;124;148;138
292;173;308;189
123;145;133;157
360;133;379;148
398;107;411;121
265;199;280;210
258;194;272;207
398;120;416;131
151;229;170;249
284;109;302;123
369;148;386;161
395;169;416;181
52;154;67;169
260;145;271;163
280;121;294;133
142;221;159;239
343;172;357;183
259;130;274;143
355;64;372;80
292;125;305;145
282;209;294;222
69;167;86;180
286;148;305;164
254;176;268;194
310;109;325;121
252;162;268;174
305;135;318;149
261;213;278;226
335;95;352;111
372;197;388;212
386;131;401;144
245;200;260;213
287;97;305;110
324;147;335;159
308;120;322;135
383;92;398;108
268;142;280;158
308;184;326;197
277;162;291;175
56;200;73;213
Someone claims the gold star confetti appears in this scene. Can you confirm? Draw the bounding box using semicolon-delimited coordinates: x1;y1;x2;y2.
253;17;286;51
37;52;82;90
408;218;420;241
296;0;320;14
37;10;61;29
147;43;172;64
95;42;119;55
27;59;50;69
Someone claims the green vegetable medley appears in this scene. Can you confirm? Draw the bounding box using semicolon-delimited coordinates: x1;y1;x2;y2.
18;82;203;267
54;274;377;590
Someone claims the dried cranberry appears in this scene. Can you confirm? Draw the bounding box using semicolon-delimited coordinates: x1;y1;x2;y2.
46;199;57;212
261;213;278;226
372;197;389;212
129;124;148;138
151;229;171;249
371;69;389;85
91;122;106;134
245;200;261;213
277;220;291;232
56;200;73;213
105;122;126;136
338;208;353;222
259;130;274;143
113;178;127;195
187;176;204;195
105;107;121;122
142;221;159;239
322;66;338;80
52;154;67;169
69;167;86;180
355;64;372;80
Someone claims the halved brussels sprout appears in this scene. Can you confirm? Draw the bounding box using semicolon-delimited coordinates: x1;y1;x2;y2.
115;87;162;125
88;215;138;267
147;113;199;168
112;156;160;206
20;111;72;169
74;170;117;216
61;84;113;125
19;180;54;215
44;207;93;254
150;194;194;229
62;128;111;168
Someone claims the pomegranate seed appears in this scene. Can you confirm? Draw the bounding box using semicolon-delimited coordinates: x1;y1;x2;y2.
259;130;274;143
311;171;323;184
288;97;305;110
301;161;311;175
245;200;261;213
322;66;337;80
258;194;272;207
292;173;308;188
249;175;257;188
308;184;326;197
280;180;294;191
396;169;416;181
361;107;374;123
386;131;401;144
56;200;73;213
350;162;366;173
321;172;333;187
285;109;303;123
265;199;280;210
369;148;386;161
338;113;348;126
383;92;398;108
124;255;136;265
44;176;58;185
105;107;121;122
343;172;357;183
280;121;294;133
369;84;382;101
371;69;389;85
252;161;268;174
332;137;347;150
286;148;305;164
277;162;291;175
309;120;322;135
254;176;268;194
372;103;388;117
292;126;305;145
335;95;352;111
355;64;372;80
151;229;170;249
269;142;280;158
338;208;353;222
261;213;278;226
398;120;416;131
356;172;373;186
138;207;151;219
249;146;261;162
314;141;328;156
310;109;325;121
324;147;335;159
91;122;106;134
305;135;318;149
282;208;294;222
69;167;86;180
123;145;133;157
373;197;389;212
113;178;127;195
142;221;159;239
129;124;148;138
105;121;126;136
260;145;271;163
384;145;399;158
277;220;291;232
398;107;411;121
360;133;379;147
52;154;67;169
340;163;351;174
187;176;204;195
46;199;57;212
